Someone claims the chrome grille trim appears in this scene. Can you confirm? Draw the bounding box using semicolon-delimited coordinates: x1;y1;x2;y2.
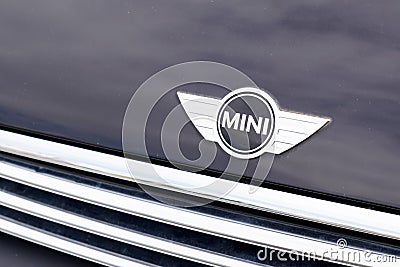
0;189;257;267
0;216;148;267
1;160;398;266
1;129;400;241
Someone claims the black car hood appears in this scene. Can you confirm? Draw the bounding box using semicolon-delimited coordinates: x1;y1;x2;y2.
1;1;399;208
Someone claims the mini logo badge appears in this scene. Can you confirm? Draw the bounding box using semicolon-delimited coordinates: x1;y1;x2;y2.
178;87;330;159
123;61;331;207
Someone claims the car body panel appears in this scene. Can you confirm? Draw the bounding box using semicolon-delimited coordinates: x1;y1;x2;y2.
1;0;399;208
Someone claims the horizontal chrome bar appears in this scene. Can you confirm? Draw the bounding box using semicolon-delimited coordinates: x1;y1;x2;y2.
1;161;397;266
0;216;148;267
1;129;400;241
0;190;257;267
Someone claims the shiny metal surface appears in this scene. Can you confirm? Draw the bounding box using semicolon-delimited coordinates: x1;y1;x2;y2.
1;129;400;243
177;90;330;155
0;190;257;267
1;160;398;266
1;1;399;207
0;217;147;267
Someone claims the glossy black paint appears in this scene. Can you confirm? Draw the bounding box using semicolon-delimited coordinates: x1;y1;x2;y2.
1;1;399;207
0;232;99;267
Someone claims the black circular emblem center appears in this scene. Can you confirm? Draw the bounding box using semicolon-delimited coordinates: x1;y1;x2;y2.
217;91;275;157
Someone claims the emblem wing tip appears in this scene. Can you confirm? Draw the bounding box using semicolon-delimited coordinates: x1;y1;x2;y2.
177;92;221;143
273;111;331;154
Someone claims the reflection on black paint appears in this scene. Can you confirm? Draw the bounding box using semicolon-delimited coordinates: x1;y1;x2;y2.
0;1;399;207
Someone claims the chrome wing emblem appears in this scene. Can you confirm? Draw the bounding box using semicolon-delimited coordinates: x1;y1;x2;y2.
178;88;331;157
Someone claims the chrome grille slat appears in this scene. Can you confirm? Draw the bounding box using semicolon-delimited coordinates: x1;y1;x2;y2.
0;205;206;267
1;129;400;241
1;130;400;266
1;159;398;266
0;189;257;267
0;216;150;267
0;177;270;266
